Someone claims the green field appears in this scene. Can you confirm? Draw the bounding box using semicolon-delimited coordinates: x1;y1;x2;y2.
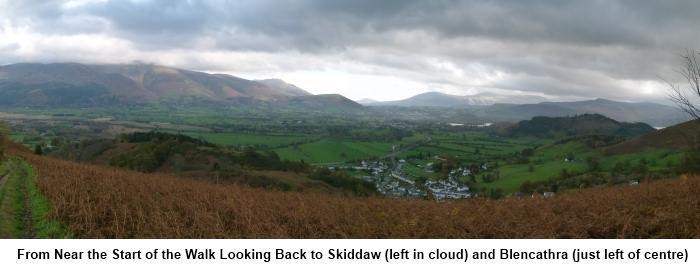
275;139;394;164
602;150;684;172
398;132;549;163
176;130;541;166
479;141;601;192
481;161;587;192
477;141;684;193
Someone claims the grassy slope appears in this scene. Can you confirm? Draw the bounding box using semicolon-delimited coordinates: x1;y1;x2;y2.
480;140;685;193
605;120;700;154
17;149;700;238
48;133;340;193
484;162;586;192
22;159;71;238
480;142;589;192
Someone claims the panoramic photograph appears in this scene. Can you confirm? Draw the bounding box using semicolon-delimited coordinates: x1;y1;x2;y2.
0;0;699;239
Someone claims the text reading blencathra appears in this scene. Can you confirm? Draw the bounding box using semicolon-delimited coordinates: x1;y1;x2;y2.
500;249;568;260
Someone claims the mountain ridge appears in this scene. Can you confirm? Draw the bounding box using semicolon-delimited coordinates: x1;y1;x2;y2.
368;91;549;107
0;62;688;126
366;91;686;126
0;62;349;107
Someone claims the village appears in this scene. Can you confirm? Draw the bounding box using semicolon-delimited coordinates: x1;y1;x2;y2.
335;157;481;200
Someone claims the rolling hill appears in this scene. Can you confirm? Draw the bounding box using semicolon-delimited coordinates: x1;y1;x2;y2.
481;98;687;127
46;131;382;195
605;119;700;154
0;63;361;110
48;132;320;191
496;114;656;138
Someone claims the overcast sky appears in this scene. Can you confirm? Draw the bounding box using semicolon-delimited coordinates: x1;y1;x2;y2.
1;0;699;102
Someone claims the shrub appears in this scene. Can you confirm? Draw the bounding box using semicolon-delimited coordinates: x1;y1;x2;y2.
0;122;7;159
680;150;700;173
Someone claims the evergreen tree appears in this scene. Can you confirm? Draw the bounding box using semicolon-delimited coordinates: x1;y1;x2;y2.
34;144;43;155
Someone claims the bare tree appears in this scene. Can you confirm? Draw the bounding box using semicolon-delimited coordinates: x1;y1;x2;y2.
668;49;700;120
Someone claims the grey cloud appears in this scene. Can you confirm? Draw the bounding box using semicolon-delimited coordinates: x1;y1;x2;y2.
2;0;700;102
87;0;209;34
11;0;700;52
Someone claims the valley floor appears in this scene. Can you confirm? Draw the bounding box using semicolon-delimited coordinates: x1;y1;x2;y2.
10;148;700;238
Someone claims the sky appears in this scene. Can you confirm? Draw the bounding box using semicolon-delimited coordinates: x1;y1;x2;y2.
1;0;699;103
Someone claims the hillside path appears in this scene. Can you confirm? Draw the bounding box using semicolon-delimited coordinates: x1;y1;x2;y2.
19;164;35;238
0;159;35;238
